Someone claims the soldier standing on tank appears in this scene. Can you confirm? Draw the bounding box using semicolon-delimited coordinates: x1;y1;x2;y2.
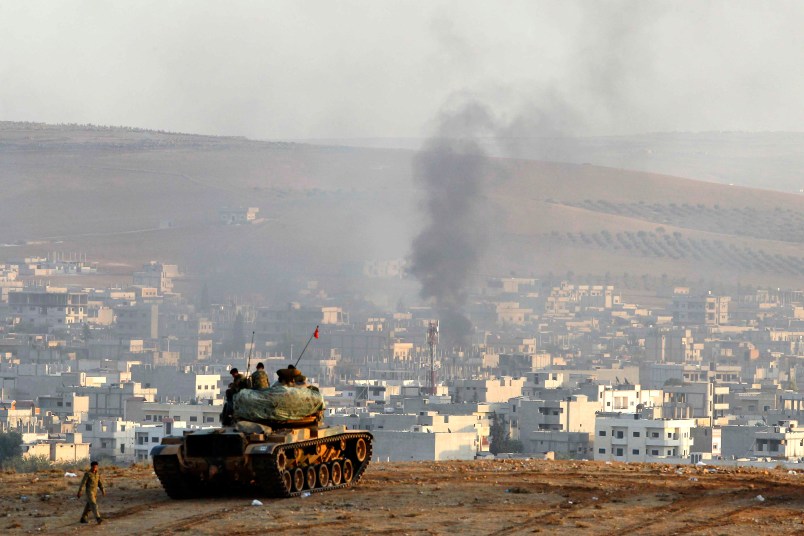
77;461;106;524
250;362;269;390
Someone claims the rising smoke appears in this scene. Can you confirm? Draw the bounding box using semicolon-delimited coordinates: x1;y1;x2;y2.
409;100;499;348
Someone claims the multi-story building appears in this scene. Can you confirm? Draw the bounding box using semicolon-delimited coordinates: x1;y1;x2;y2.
77;419;136;463
115;303;159;340
73;382;157;420
594;410;695;463
9;288;87;329
130;366;221;402
37;392;89;423
133;420;193;461
451;377;526;403
750;421;804;460
662;382;730;426
132;261;178;294
126;399;224;426
671;291;729;326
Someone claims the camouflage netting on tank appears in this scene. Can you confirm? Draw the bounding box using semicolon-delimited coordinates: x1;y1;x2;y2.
233;385;325;422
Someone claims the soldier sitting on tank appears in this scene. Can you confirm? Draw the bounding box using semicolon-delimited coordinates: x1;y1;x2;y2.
222;368;251;425
251;362;269;390
275;365;302;386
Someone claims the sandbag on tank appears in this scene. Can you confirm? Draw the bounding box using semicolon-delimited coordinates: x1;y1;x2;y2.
233;384;325;422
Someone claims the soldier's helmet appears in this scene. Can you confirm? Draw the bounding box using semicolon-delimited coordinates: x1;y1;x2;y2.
277;366;302;384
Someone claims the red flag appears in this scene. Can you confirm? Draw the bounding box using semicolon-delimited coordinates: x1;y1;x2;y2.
314;327;319;339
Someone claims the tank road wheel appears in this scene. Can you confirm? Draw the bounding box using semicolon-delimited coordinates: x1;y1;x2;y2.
330;461;342;486
275;450;288;472
306;466;317;490
281;470;293;492
342;459;354;484
318;463;330;487
355;438;368;462
293;468;305;492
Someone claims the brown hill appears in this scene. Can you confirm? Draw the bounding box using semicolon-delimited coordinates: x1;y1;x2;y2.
1;122;802;296
1;459;801;535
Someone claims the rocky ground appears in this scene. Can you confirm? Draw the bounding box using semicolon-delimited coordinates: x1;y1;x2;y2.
1;459;802;535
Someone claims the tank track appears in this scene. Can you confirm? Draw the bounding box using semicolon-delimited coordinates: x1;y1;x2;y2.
153;454;199;499
252;432;373;498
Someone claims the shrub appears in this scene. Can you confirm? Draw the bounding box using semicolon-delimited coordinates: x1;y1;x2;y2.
3;455;52;473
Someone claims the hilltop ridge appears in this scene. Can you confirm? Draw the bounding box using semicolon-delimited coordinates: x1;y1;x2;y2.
1;122;802;294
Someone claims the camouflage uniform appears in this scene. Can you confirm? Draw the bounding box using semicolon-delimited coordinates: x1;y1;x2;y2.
250;369;269;389
77;468;105;523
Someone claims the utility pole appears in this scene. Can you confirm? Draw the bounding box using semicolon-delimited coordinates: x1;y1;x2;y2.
427;321;439;395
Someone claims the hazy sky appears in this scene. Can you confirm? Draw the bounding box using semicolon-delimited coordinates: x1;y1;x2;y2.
1;1;802;140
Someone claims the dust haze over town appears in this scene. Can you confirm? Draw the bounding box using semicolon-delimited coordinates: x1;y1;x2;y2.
1;2;804;532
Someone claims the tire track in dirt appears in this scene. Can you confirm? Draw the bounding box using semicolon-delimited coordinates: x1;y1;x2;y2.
149;504;251;535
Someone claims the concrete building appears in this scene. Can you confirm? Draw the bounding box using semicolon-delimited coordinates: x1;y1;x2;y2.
73;382;157;420
22;432;90;463
662;382;730;426
750;420;804;460
0;399;40;432
371;430;477;461
525;431;592;459
594;411;695;463
671;291;729;326
130;365;221;402
599;384;663;413
37;392;89;423
132;261;178;294
126;399;224;426
77;419;136;463
133;420;198;461
9;288;87;330
452;377;526;403
115;303;159;340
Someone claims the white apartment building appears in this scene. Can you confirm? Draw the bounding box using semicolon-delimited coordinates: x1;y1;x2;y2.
77;419;136;463
599;384;663;413
594;411;695;463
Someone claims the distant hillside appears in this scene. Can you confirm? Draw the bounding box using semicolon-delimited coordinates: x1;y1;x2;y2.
1;122;802;298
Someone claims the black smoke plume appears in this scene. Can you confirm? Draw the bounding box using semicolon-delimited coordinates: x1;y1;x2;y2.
409;101;496;348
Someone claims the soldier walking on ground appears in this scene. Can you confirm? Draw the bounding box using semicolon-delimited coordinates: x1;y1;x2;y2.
77;461;106;524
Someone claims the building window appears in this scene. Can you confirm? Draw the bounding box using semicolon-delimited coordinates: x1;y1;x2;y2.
598;448;606;454
615;448;624;456
632;449;639;455
189;416;198;422
651;449;659;456
598;430;606;436
85;424;93;431
632;431;640;437
616;431;624;439
152;437;159;443
145;415;152;421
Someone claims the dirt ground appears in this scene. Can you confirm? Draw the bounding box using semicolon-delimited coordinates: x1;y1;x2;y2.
1;459;802;535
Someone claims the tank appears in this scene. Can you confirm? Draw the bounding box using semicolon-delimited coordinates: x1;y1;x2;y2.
152;395;373;498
